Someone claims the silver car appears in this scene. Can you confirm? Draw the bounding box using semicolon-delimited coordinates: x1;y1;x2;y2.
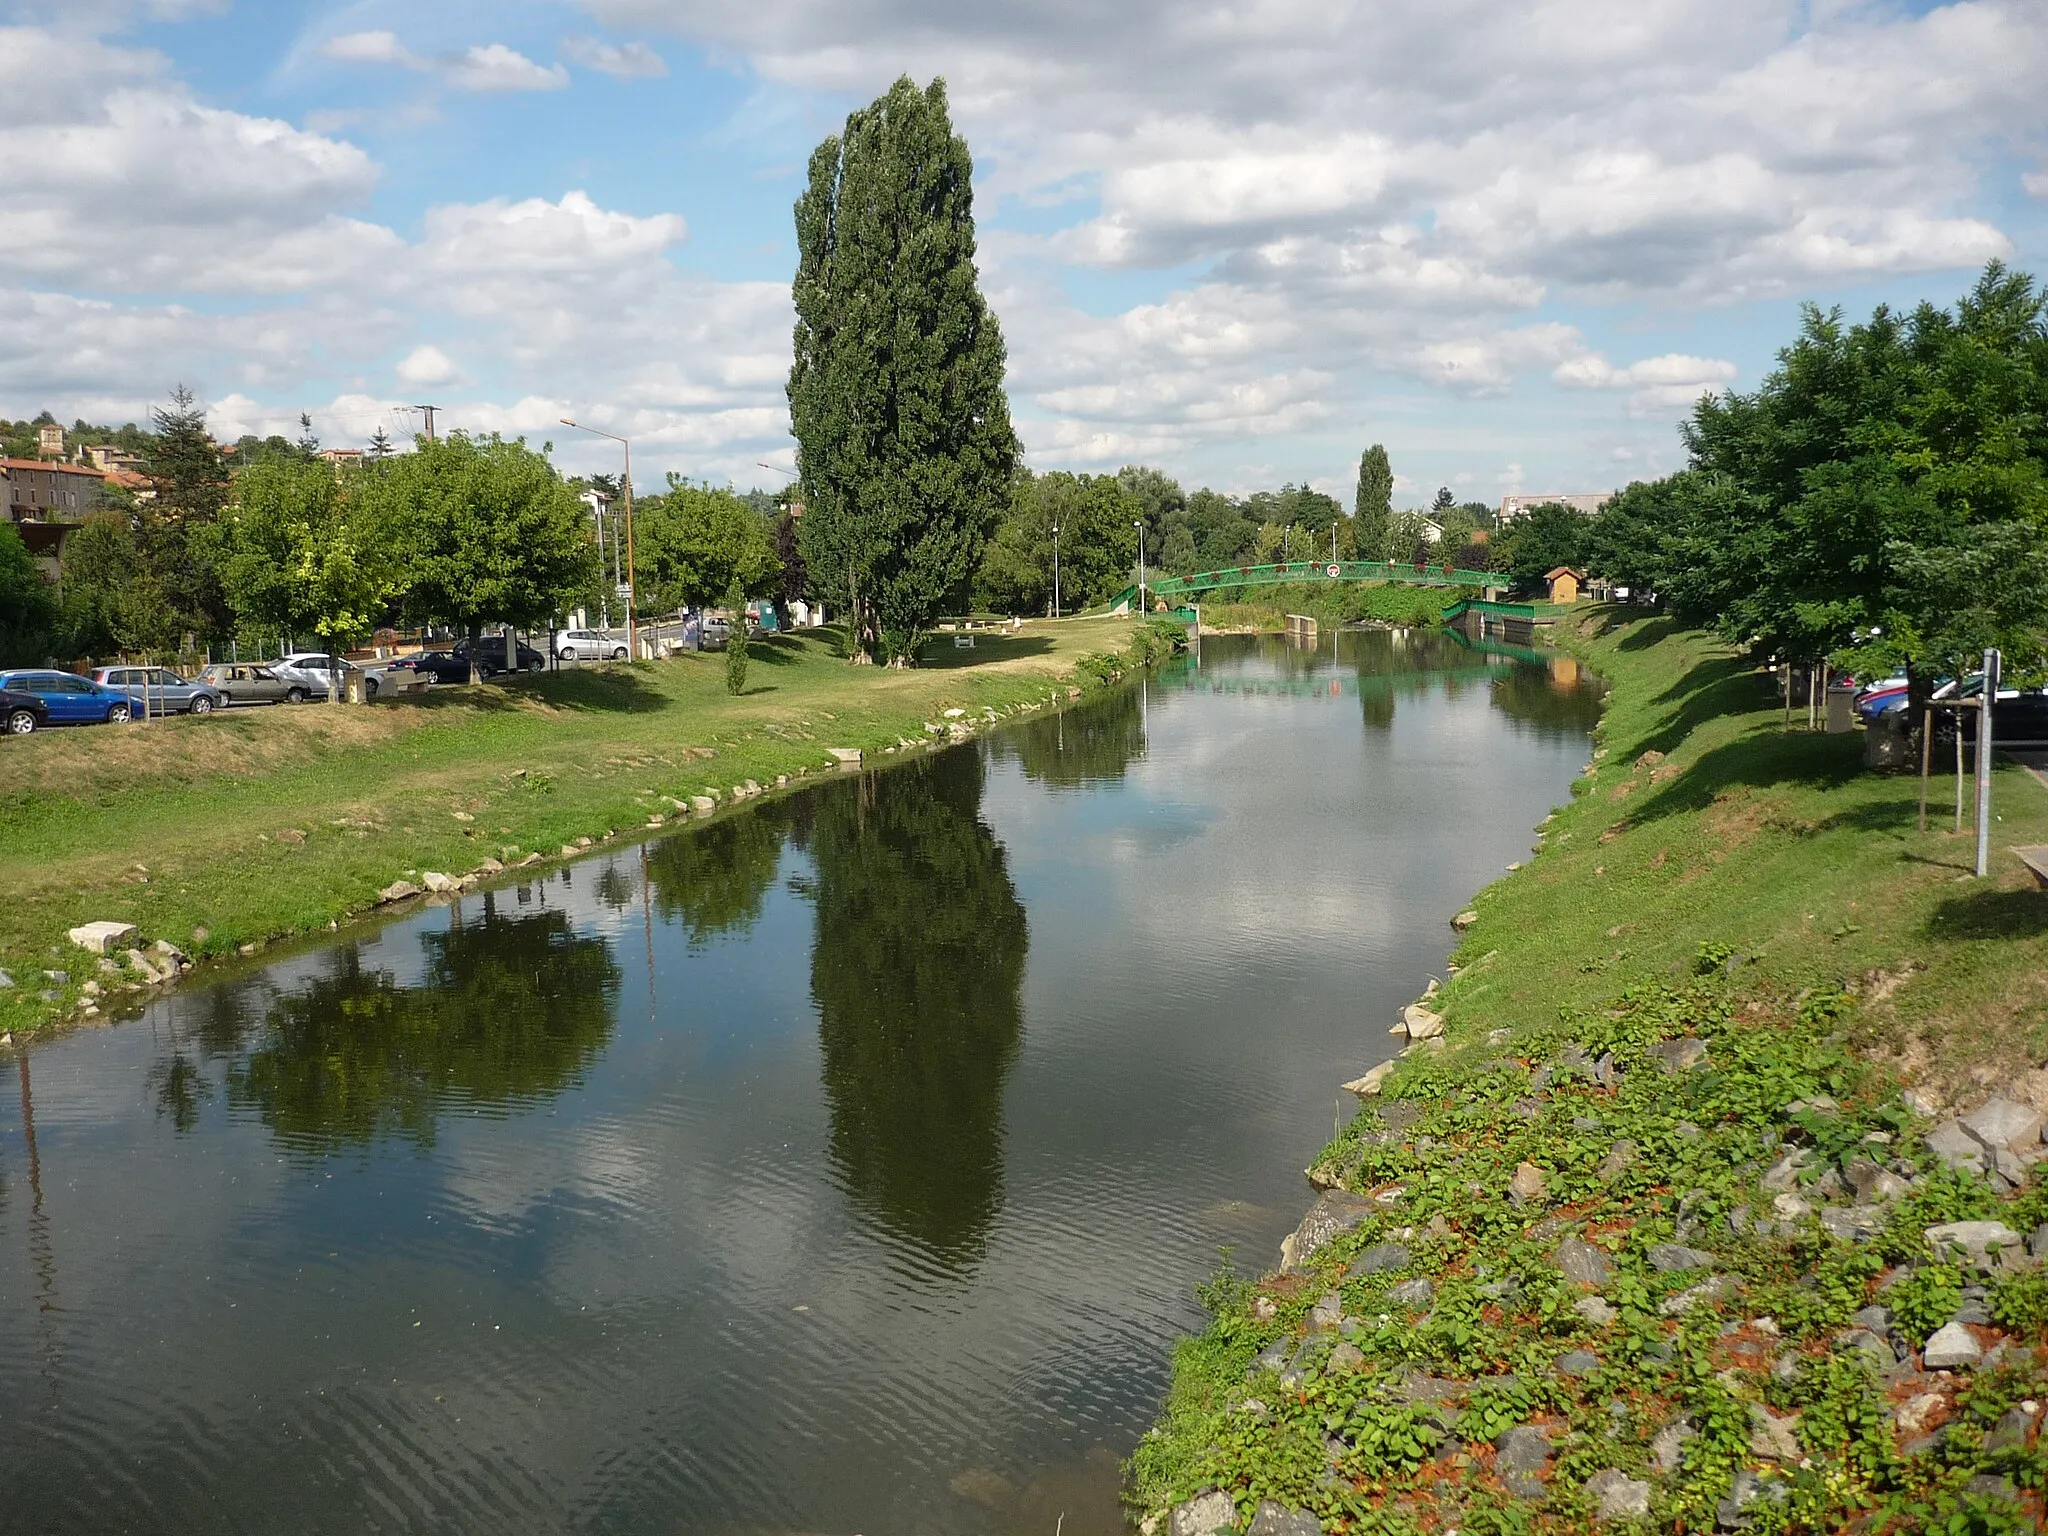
91;665;225;715
198;662;299;706
554;628;627;662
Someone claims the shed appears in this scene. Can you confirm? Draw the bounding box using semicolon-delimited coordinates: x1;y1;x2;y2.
1544;566;1585;604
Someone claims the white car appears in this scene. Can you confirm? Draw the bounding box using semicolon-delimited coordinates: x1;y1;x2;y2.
554;628;627;662
271;652;429;702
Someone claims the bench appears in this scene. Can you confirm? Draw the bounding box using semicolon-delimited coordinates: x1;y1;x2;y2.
2014;846;2048;889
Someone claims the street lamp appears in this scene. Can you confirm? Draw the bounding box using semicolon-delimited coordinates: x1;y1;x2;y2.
1051;521;1061;619
1134;519;1145;613
561;419;637;662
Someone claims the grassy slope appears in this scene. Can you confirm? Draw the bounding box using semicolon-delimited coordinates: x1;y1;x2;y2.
1129;608;2048;1535
1449;608;2048;1096
0;617;1144;1038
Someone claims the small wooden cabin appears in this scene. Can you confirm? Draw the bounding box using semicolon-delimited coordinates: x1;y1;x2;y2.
1544;566;1585;604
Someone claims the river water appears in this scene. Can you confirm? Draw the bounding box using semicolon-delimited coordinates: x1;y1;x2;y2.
0;631;1601;1535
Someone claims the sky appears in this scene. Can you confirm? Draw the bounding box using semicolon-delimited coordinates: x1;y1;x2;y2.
1;0;2044;505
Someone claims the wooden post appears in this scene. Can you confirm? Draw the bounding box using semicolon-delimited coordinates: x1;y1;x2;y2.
1956;706;1966;832
1917;706;1933;833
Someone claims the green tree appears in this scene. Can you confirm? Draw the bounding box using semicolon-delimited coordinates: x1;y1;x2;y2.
636;481;780;612
363;433;597;682
973;469;1139;614
1159;523;1199;578
646;805;791;947
789;75;1019;664
219;455;393;702
0;524;56;665
724;580;750;695
52;513;142;657
1355;444;1394;559
366;426;394;465
139;384;232;647
1496;502;1593;588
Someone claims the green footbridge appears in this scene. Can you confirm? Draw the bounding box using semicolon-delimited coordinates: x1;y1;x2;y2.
1109;559;1500;614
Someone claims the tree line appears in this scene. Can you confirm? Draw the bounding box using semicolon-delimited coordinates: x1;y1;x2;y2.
1491;263;2048;705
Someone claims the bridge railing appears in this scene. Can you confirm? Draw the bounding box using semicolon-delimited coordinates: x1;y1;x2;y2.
1148;561;1498;601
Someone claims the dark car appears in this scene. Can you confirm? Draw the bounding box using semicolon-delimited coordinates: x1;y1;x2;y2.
451;639;547;676
0;686;50;735
1946;689;2048;751
390;651;471;685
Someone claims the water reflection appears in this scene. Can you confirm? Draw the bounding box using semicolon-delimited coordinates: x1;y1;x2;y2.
989;683;1148;788
1488;657;1608;736
645;805;791;947
807;749;1028;1267
155;897;620;1152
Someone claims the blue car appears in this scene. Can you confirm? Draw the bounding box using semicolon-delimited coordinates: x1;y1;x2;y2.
0;670;140;726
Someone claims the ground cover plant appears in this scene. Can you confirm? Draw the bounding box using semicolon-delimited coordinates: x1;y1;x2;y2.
0;615;1165;1040
1129;606;2048;1534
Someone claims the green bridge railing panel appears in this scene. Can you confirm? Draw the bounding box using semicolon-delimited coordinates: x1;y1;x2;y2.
1108;561;1499;612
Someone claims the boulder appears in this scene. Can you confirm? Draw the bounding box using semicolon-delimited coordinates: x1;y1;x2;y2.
1507;1161;1547;1206
1748;1405;1801;1460
1247;1501;1323;1536
1844;1159;1909;1204
67;921;138;955
1169;1491;1237;1536
1651;1415;1694;1472
1661;1275;1731;1315
1837;1328;1894;1369
1650;1243;1715;1272
1280;1189;1376;1270
1921;1321;1981;1370
1387;1277;1434;1308
473;857;504;875
1892;1392;1945;1436
1759;1150;1815;1193
1555;1349;1600;1378
691;795;717;814
1342;1062;1397;1097
377;880;421;904
1584;1468;1651;1522
1451;909;1479;930
1400;1005;1445;1041
1647;1038;1708;1074
1556;1236;1613;1287
1307;1293;1344;1332
1717;1469;1783;1530
1347;1242;1411;1278
1924;1220;2021;1263
1820;1206;1886;1242
421;871;457;893
1325;1343;1365;1375
1596;1141;1638;1181
1923;1121;1985;1174
1575;1296;1618;1326
1962;1097;2044;1156
1494;1424;1552;1498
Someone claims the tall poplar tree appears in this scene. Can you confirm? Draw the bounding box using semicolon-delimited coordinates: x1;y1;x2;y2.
789;75;1018;664
1354;444;1393;560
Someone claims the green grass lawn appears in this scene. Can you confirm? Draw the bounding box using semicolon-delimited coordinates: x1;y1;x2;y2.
1443;607;2048;1103
0;617;1145;1038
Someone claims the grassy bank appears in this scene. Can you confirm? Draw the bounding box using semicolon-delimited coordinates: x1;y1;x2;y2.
1193;582;1461;633
1130;608;2048;1535
0;616;1173;1040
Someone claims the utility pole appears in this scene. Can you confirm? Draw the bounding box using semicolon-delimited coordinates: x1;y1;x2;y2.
1134;520;1145;613
415;405;440;442
561;420;637;662
1977;648;2000;878
1052;522;1061;619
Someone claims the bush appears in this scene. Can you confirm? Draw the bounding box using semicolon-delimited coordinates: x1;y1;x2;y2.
724;585;749;695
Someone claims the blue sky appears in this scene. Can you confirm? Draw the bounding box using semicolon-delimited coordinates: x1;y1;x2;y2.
3;0;2044;505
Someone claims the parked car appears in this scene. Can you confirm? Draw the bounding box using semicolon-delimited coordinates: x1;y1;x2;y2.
0;686;50;735
390;651;470;685
198;662;298;706
273;652;388;701
700;617;731;651
553;628;627;663
91;665;225;715
0;669;139;725
453;638;548;674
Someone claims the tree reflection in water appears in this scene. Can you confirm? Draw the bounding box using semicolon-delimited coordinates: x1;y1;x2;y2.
988;683;1147;788
644;805;791;948
1487;659;1607;737
805;748;1028;1267
155;896;620;1152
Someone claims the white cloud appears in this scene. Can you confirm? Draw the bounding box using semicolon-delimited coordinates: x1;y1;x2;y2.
317;32;569;93
318;31;422;69
561;37;668;78
1554;351;1738;415
396;345;464;387
443;43;569;93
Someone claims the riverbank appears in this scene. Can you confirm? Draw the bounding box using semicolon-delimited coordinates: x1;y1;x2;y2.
1129;607;2048;1534
0;616;1178;1041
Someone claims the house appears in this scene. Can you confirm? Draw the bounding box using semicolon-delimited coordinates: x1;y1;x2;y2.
36;423;64;458
1544;566;1585;604
3;458;108;521
1499;492;1612;522
84;445;147;474
319;447;365;471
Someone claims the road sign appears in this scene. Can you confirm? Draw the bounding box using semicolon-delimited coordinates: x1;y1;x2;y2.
1326;563;1341;578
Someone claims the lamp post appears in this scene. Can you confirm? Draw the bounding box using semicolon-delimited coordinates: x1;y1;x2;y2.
561;420;636;662
1051;521;1061;619
1134;520;1145;613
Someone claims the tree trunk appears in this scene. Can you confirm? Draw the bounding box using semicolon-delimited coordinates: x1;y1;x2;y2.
325;634;340;705
504;626;517;675
468;622;484;686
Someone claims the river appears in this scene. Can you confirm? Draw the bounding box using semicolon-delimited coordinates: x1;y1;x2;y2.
0;630;1601;1534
